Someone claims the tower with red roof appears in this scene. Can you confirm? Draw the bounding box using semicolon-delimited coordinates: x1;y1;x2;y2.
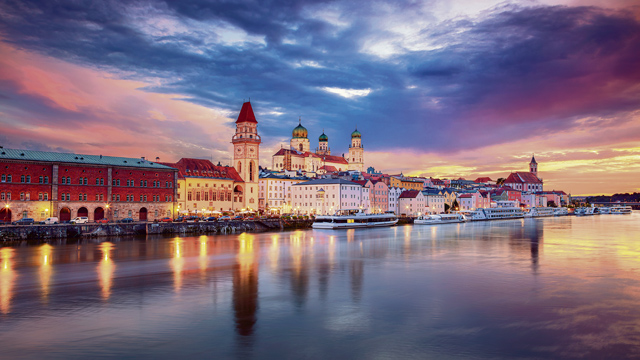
232;101;261;210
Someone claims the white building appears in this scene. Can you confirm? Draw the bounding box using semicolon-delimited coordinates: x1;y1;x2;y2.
398;190;426;217
388;186;405;215
258;174;308;213
422;190;446;214
291;178;370;215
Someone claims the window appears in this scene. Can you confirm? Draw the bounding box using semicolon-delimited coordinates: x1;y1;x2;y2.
39;193;43;201
20;192;25;200
140;195;144;202
95;194;99;201
117;179;120;186
96;178;100;185
0;174;4;182
7;175;11;182
100;178;104;186
21;175;25;183
44;176;49;184
112;179;116;186
39;176;43;184
117;195;120;202
26;175;31;183
155;210;158;217
6;192;10;200
0;192;4;200
128;210;132;217
114;210;119;218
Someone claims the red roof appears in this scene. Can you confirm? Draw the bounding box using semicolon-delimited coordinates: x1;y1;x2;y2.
505;172;542;184
474;177;493;183
322;154;349;165
160;158;244;182
399;190;420;199
458;194;473;198
319;165;337;172
236;101;257;124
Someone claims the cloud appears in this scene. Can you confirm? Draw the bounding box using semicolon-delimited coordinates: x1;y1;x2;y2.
1;0;640;193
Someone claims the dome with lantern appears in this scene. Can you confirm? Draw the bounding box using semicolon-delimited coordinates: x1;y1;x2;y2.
351;127;361;138
292;119;308;139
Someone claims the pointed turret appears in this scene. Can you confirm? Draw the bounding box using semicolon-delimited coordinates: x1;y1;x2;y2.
236;101;257;124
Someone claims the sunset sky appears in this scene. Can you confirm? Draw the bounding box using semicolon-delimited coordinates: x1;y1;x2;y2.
1;0;640;195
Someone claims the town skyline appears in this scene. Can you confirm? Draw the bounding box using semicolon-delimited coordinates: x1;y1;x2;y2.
2;0;640;195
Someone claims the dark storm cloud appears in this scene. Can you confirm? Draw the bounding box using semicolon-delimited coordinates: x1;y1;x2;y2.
1;0;640;153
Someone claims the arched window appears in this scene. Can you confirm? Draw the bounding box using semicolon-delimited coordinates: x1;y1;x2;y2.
249;161;254;182
299;144;303;152
238;161;242;173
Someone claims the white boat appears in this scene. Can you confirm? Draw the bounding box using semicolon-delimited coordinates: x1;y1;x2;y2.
524;207;556;218
575;207;595;216
312;209;398;229
414;213;467;225
610;206;633;215
554;208;569;216
469;207;524;221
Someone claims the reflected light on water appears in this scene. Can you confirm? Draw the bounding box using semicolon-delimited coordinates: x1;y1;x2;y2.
171;238;184;292
270;235;279;272
40;244;52;303
199;236;208;277
234;233;258;339
98;242;115;301
0;248;15;314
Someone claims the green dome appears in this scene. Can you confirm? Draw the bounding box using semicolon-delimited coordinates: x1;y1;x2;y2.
351;128;361;138
319;132;328;141
292;121;308;139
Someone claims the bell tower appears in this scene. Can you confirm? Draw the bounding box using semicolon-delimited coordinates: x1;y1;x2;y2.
347;127;364;172
232;101;261;211
529;155;537;176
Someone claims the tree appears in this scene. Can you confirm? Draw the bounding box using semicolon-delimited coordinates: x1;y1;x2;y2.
444;203;450;213
548;201;557;207
497;178;506;186
452;199;459;211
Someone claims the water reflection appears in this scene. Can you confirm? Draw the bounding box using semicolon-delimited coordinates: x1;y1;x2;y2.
0;215;639;359
234;233;258;340
0;248;15;314
40;244;52;303
98;242;115;300
171;238;185;292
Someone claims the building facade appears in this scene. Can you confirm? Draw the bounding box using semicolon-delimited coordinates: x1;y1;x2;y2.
0;148;177;223
258;174;307;214
232;101;261;210
291;178;369;215
504;156;543;192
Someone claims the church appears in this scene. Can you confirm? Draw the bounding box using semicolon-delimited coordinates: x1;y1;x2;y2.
271;120;364;173
504;156;543;192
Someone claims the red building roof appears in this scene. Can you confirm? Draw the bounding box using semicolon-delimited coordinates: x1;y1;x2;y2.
160;158;244;182
505;172;542;184
399;190;420;198
321;154;349;165
236;101;257;124
319;165;337;172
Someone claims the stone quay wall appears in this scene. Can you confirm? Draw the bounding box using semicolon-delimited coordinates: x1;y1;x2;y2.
0;219;315;241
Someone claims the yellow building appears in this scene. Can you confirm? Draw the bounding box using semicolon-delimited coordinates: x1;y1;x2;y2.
161;158;246;215
390;175;424;191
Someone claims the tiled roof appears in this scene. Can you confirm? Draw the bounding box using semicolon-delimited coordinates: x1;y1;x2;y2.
399;190;420;198
0;147;175;170
236;101;257;123
321;154;349;165
458;194;473;198
319;165;338;172
159;158;243;182
505;172;542;184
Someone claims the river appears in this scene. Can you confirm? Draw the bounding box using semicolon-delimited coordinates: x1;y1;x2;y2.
1;214;639;359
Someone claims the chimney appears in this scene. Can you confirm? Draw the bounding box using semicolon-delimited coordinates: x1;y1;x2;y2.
141;156;145;161
156;157;160;162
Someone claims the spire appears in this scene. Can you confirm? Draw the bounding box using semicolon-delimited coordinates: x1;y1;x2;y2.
235;101;257;124
530;154;537;164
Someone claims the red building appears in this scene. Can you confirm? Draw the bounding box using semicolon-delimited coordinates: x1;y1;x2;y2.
504;156;543;192
0;147;177;223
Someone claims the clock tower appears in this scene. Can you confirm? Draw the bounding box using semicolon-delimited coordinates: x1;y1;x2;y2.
232;101;261;211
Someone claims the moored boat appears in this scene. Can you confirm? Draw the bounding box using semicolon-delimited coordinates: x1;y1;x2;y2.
554;208;569;216
575;207;595;216
469;207;524;221
414;213;467;225
611;205;633;215
524;207;556;218
312;209;398;229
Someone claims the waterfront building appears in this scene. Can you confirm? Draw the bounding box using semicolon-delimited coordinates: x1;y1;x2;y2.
291;178;369;215
271;120;363;173
369;179;389;213
0;147;177;223
388;186;405;215
422;189;446;214
536;191;562;207
232;101;261;210
504;156;543;192
398;190;426;217
258;173;308;214
458;191;490;211
159;158;243;214
490;186;523;204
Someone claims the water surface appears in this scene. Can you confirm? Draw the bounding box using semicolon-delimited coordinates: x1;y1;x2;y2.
1;214;640;359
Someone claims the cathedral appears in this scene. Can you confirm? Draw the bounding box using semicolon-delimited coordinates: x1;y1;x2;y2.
272;120;364;173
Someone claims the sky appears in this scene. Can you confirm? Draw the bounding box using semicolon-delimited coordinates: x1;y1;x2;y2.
1;0;640;195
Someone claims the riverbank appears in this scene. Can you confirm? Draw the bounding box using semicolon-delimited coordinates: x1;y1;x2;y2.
0;219;314;242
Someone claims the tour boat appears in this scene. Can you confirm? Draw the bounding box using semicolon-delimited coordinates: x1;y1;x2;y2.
598;207;611;214
414;213;467;225
312;209;398;229
554;208;569;216
468;207;524;221
575;207;595;216
524;207;556;218
610;206;633;215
